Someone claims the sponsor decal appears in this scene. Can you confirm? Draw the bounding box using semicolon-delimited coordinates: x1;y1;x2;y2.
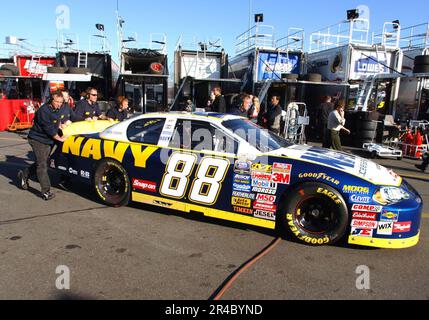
253;202;277;213
351;228;373;237
68;168;78;176
272;163;292;172
351;220;378;229
254;210;276;221
233;206;253;215
153;200;173;207
359;160;368;176
256;194;276;203
352;204;382;213
252;187;277;195
234;160;251;174
298;173;340;185
234;174;251;185
80;170;90;179
132;179;157;193
232;191;255;200
393;222;412;233
271;172;291;185
50;159;56;169
380;211;399;222
350;194;371;204
251;163;272;173
352;212;377;221
251;179;277;189
343;185;370;195
233;183;252;193
301;148;356;171
317;188;342;205
58;166;67;171
251;171;272;181
232;197;251;208
377;221;394;236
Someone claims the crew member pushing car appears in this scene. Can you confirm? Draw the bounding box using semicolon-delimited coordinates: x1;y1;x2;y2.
107;96;129;122
17;91;69;200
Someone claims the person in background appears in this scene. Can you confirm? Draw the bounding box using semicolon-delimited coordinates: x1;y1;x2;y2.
61;89;75;109
264;95;283;135
328;99;350;151
231;94;252;118
17;91;68;200
0;89;6;100
211;87;226;114
319;96;335;148
107;96;129;122
248;96;261;124
416;152;429;173
73;87;107;121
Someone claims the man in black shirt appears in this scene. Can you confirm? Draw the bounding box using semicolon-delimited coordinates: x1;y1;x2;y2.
319;96;335;148
73;87;107;121
264;95;283;135
17;91;68;200
211;87;226;114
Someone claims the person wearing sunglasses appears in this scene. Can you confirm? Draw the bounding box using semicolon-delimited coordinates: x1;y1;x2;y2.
73;87;107;121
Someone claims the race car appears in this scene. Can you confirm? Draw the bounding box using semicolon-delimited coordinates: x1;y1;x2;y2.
52;113;423;249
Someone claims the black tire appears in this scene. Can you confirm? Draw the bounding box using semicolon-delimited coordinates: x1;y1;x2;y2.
414;55;429;66
94;159;130;207
47;67;68;74
0;64;19;76
371;151;378;159
414;64;429;73
279;182;349;246
68;67;91;74
307;73;322;82
357;120;378;131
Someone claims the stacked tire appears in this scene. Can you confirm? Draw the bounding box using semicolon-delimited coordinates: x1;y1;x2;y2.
355;119;378;147
414;55;429;74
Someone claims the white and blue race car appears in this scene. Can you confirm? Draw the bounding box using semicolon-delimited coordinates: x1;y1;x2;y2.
52;112;423;249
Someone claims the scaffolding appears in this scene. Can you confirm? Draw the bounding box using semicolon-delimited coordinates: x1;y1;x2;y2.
309;18;370;53
235;24;276;55
371;22;401;49
399;22;429;50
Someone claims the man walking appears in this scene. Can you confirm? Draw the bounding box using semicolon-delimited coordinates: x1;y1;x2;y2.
320;96;335;148
265;95;283;135
17;91;69;200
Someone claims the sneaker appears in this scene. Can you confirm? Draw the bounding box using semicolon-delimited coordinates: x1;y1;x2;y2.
42;191;55;201
415;164;426;172
17;170;29;190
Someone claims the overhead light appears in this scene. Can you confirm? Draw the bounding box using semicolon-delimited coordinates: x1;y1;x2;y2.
347;9;359;21
95;24;105;31
392;20;400;30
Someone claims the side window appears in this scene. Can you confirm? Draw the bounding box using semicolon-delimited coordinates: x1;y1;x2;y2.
127;118;166;145
213;132;239;155
169;120;215;151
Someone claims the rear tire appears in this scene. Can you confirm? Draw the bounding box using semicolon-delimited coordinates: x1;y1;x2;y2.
94;159;130;207
279;182;349;246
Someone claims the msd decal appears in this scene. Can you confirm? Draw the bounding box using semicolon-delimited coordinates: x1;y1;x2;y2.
132;179;157;193
352;204;383;213
256;194;276;203
393;222;412;233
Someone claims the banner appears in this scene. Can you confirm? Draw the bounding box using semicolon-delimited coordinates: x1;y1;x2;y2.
257;52;301;81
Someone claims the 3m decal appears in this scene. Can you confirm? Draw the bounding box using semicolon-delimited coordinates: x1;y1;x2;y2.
271;172;291;185
352;204;382;213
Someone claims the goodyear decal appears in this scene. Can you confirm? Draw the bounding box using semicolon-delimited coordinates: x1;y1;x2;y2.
62;137;158;168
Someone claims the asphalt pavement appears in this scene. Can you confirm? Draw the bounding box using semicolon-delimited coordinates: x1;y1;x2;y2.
0;131;428;300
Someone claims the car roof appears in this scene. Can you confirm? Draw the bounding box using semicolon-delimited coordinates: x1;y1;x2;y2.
128;112;244;123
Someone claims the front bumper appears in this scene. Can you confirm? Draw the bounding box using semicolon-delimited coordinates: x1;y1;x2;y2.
349;232;420;249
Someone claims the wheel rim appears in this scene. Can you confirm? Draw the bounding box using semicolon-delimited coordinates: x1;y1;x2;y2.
294;196;340;235
98;165;126;199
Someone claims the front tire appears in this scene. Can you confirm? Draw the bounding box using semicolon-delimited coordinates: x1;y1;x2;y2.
279;183;349;246
94;159;130;207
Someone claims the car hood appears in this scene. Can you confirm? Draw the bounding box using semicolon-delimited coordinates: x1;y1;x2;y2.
267;145;402;187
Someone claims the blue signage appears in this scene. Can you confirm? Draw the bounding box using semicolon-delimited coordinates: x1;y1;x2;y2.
258;52;301;81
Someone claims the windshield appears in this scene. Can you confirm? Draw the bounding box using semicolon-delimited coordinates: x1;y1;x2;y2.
222;119;292;152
